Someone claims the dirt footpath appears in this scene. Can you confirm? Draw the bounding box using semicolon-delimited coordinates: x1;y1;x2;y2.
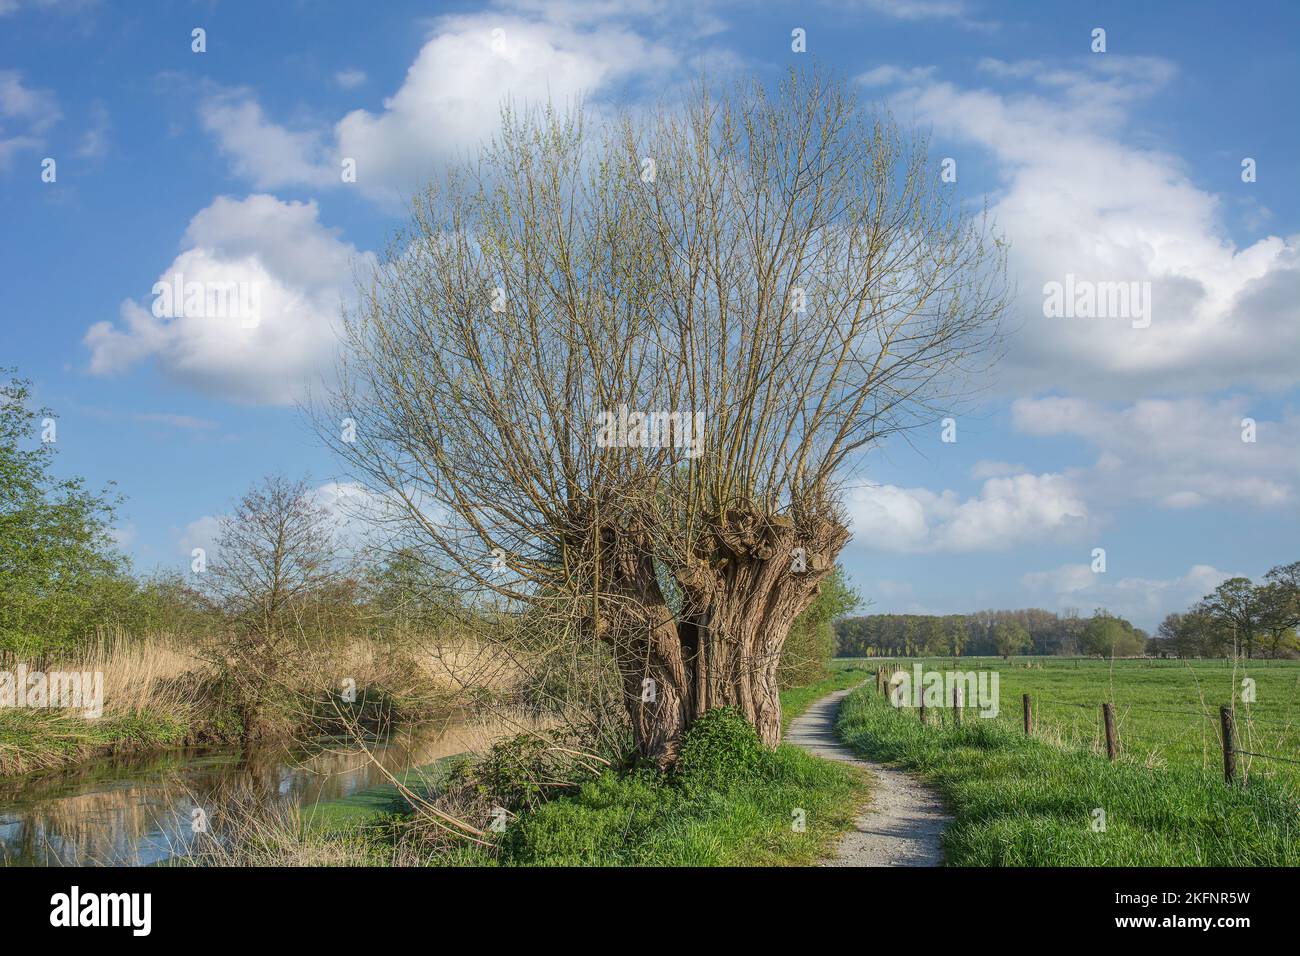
786;686;950;866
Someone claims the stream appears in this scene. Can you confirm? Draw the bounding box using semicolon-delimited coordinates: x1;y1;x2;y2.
0;715;486;866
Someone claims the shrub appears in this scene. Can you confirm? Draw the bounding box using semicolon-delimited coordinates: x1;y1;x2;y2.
0;373;130;658
473;732;598;812
673;706;770;793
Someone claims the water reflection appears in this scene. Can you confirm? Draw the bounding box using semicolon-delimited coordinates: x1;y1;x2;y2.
0;715;493;866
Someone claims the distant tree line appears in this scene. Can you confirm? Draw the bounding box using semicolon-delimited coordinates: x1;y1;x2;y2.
835;608;1147;658
836;568;1300;660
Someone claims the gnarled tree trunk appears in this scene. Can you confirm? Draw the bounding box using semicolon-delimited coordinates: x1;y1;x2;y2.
598;504;849;768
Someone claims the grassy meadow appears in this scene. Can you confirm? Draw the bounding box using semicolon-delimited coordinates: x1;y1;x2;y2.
834;656;1300;790
834;656;1300;865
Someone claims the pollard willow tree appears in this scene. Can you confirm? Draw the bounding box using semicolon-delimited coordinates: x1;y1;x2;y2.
328;71;1007;768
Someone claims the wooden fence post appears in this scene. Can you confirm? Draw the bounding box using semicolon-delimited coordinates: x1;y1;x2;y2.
1220;705;1237;785
953;683;962;727
1102;702;1117;761
919;694;926;726
1022;693;1032;736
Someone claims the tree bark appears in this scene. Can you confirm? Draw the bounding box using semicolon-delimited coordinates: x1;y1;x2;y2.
597;505;849;768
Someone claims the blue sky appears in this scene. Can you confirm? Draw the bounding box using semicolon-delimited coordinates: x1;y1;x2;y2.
2;0;1297;630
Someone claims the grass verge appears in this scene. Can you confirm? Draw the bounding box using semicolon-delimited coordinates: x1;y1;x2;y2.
454;707;865;866
836;686;1300;866
220;674;875;867
0;709;199;778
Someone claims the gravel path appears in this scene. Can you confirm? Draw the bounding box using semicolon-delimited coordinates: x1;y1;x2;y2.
786;685;950;867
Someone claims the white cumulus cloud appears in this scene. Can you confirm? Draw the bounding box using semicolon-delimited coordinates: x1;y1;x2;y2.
85;194;374;405
201;13;678;206
199;90;336;190
847;471;1087;552
895;57;1300;397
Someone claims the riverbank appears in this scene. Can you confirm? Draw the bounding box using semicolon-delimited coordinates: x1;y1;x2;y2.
195;667;877;867
1;641;224;777
0;635;477;779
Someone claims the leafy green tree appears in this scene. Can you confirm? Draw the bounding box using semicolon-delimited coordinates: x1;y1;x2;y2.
1153;613;1184;657
1081;610;1144;658
945;616;969;657
1197;577;1263;658
779;565;860;686
1175;608;1224;657
1056;607;1083;656
0;373;127;655
1264;561;1300;601
920;616;947;656
991;620;1030;658
901;617;919;656
365;547;458;634
834;616;871;657
1258;564;1300;658
127;572;218;637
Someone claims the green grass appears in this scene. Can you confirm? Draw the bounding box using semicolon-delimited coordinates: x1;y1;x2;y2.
0;708;193;776
444;693;873;867
468;746;863;867
836;656;1300;792
835;679;1300;866
291;673;876;867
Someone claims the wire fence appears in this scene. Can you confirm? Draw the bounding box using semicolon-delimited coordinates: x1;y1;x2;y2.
853;659;1300;784
841;653;1300;668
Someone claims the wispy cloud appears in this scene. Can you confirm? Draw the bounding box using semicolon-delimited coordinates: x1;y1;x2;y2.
75;101;110;159
333;69;367;90
133;412;220;430
0;69;59;168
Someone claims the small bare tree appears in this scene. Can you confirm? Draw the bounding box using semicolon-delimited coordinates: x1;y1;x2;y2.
326;70;1007;767
207;475;335;736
